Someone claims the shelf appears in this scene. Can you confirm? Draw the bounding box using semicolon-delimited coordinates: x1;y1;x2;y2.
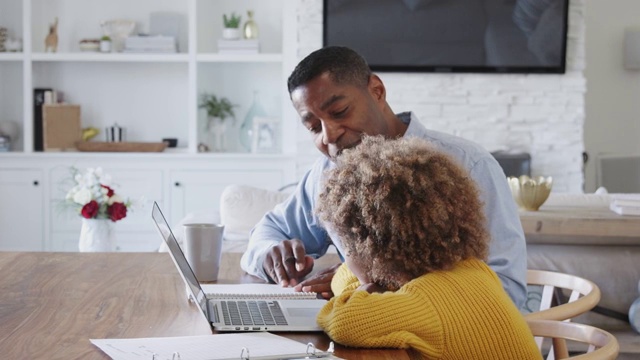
3;0;294;160
28;53;282;63
0;151;294;160
0;53;24;61
31;52;190;63
196;53;283;63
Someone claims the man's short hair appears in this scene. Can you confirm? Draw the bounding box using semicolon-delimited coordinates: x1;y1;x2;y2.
287;46;372;94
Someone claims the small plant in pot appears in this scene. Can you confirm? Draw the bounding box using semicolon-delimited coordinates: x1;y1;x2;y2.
222;12;242;40
198;93;236;152
100;35;111;53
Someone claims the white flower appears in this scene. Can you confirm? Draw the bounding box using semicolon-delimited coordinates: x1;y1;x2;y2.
73;188;93;205
107;194;124;205
101;174;112;187
65;167;130;222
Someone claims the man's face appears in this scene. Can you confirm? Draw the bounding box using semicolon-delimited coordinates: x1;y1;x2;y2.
290;72;390;160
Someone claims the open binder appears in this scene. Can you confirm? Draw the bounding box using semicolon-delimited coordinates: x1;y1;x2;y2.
92;332;344;360
150;342;339;360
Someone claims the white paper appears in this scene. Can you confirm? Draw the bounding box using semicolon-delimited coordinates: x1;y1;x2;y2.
91;332;312;360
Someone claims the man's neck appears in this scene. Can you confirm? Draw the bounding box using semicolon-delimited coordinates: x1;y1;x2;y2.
393;112;411;137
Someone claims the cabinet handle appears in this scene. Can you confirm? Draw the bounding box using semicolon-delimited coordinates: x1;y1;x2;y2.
174;182;181;187
33;180;39;186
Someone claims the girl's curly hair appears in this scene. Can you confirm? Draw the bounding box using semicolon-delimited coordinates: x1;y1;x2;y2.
316;136;489;290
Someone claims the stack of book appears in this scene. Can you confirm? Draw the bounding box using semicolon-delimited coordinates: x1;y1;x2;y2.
609;195;640;216
124;36;177;53
217;39;259;54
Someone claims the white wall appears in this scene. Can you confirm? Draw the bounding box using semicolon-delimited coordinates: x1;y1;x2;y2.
584;0;640;192
293;0;587;193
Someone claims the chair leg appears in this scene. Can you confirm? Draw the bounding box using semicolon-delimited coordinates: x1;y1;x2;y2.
552;337;569;359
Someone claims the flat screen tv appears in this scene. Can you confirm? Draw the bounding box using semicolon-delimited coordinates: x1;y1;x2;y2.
323;0;569;74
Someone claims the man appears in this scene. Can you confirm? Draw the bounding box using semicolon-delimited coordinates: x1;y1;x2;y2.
240;46;527;308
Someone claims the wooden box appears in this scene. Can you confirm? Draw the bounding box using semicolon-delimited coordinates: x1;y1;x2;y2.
43;104;81;151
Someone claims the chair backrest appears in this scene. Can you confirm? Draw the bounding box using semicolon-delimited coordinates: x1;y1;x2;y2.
525;269;601;322
527;320;619;360
596;153;640;193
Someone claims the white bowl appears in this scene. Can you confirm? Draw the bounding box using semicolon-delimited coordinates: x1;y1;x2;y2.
101;20;136;52
508;175;553;211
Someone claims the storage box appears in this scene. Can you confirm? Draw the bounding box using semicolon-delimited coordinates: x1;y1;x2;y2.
42;104;81;151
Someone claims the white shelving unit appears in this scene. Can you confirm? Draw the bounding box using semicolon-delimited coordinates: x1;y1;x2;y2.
0;0;299;252
0;0;297;154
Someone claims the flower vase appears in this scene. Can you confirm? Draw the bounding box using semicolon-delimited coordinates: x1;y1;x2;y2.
243;10;259;39
239;90;267;152
209;117;227;152
79;218;116;252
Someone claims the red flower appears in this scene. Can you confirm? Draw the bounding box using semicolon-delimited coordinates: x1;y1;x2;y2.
101;184;114;197
81;200;99;219
107;202;127;222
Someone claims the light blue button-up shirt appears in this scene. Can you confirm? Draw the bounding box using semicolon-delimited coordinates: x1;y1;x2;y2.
241;112;527;308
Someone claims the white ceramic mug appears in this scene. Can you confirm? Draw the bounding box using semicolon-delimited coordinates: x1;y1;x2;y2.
183;223;224;282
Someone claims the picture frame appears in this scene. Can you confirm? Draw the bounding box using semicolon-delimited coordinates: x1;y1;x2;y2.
251;117;280;154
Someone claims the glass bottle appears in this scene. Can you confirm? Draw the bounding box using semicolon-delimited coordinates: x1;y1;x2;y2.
243;10;258;39
239;90;267;152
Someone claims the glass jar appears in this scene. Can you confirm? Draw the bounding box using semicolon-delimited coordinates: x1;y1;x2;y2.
239;90;267;152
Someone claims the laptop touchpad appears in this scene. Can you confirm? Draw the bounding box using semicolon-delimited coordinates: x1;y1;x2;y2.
287;308;317;317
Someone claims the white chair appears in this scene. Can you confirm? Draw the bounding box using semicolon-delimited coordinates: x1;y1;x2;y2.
525;270;602;359
527;320;619;360
525;269;601;322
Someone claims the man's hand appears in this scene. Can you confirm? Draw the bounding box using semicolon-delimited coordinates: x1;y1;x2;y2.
263;239;314;287
293;263;341;299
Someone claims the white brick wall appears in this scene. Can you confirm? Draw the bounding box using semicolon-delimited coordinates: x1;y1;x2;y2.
294;0;586;193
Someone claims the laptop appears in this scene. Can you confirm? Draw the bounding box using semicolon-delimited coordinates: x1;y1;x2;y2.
151;202;326;332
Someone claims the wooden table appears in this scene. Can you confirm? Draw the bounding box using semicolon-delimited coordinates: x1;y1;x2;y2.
0;252;412;360
519;206;640;245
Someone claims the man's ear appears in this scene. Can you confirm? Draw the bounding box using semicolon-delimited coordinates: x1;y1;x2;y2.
368;74;386;102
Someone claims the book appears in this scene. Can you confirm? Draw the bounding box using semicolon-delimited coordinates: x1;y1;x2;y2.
611;194;640;202
217;39;260;54
201;283;318;300
33;88;52;151
218;48;259;55
610;202;640;216
124;35;177;53
611;199;640;209
217;39;259;48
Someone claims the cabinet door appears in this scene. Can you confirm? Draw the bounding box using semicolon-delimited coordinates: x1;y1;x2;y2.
0;170;44;251
170;169;285;226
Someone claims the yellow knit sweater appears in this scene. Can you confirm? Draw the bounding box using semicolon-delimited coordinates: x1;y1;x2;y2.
317;259;541;359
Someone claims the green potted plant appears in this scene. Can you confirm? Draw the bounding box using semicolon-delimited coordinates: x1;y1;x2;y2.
222;12;242;40
99;35;111;53
198;93;236;152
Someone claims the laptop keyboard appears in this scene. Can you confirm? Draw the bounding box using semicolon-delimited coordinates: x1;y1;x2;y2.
220;300;288;326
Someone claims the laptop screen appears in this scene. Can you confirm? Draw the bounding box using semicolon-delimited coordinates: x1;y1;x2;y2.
151;202;209;317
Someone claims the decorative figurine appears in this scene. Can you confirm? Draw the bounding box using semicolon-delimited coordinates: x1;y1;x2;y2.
44;17;58;52
243;10;258;39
